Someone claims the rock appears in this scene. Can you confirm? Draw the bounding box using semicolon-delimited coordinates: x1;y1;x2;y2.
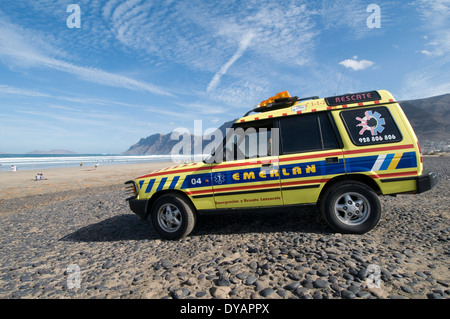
276;289;287;298
259;288;274;297
400;285;414;294
317;269;329;277
367;286;385;298
102;260;113;269
313;279;329;289
245;276;257;286
388;294;408;299
170;288;190;299
301;279;314;289
216;274;231;287
356;291;371;298
426;292;444;299
285;281;301;291
341;290;356;299
236;272;249;280
210;286;231;299
357;268;368;280
195;291;207;298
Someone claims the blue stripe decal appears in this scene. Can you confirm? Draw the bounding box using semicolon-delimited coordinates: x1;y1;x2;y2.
157;177;167;191
169;176;180;189
145;179;155;193
396;151;417;169
380;153;395;170
346;155;378;173
138;180;144;189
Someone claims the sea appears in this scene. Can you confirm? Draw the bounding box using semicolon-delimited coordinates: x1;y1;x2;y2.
0;154;179;172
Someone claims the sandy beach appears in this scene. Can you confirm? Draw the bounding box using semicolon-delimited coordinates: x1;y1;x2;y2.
0;162;172;200
0;156;448;300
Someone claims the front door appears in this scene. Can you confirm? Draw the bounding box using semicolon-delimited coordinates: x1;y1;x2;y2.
211;120;283;209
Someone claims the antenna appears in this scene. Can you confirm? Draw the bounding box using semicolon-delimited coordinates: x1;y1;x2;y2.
335;59;348;96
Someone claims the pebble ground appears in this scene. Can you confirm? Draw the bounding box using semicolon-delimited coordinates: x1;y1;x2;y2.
0;157;448;299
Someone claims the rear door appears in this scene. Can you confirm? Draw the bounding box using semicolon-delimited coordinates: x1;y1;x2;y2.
278;112;346;205
336;105;419;194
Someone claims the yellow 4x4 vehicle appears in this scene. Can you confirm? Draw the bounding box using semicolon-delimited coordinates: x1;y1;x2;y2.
126;90;437;240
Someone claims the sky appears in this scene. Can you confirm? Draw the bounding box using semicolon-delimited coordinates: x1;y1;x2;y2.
0;0;449;154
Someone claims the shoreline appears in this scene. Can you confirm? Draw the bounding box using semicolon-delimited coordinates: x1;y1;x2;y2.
0;161;173;200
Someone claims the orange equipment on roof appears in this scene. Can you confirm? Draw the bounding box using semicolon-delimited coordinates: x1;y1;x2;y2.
259;91;291;107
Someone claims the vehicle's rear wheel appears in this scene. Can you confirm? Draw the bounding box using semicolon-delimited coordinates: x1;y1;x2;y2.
151;193;196;240
320;181;381;234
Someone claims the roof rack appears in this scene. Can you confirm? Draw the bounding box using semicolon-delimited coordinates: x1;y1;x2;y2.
244;94;320;117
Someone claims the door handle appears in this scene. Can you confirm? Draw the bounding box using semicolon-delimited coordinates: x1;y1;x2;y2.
326;157;339;164
261;163;273;168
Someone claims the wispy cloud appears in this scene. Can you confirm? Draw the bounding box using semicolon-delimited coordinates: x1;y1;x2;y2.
0;17;173;97
207;32;254;92
399;0;450;99
0;84;50;97
415;0;450;57
101;0;319;97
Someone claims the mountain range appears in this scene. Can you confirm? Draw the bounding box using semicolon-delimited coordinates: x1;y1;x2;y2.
123;93;450;155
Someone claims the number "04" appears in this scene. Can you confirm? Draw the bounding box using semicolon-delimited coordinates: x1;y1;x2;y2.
191;178;202;185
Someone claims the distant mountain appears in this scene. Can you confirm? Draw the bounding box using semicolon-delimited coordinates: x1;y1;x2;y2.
124;93;450;155
123;120;236;155
398;93;450;143
26;149;78;155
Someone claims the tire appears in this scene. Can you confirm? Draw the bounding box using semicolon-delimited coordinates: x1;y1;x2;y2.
320;181;381;234
150;193;196;240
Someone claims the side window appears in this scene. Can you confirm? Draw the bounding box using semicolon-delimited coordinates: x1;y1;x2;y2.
279;113;339;154
223;120;276;161
340;106;403;146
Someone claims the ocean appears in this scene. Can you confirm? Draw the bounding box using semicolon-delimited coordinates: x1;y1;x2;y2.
0;154;178;172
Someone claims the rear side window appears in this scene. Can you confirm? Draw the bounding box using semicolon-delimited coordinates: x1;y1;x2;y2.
279;112;339;154
340;106;403;146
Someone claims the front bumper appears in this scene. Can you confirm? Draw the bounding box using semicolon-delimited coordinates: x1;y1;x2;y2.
127;198;148;221
125;180;148;220
416;171;438;194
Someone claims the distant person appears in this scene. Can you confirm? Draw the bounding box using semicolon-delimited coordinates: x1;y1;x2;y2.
95;163;99;169
11;165;17;172
80;163;83;167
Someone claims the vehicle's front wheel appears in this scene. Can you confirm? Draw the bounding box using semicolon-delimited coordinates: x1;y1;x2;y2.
151;193;196;240
320;181;381;234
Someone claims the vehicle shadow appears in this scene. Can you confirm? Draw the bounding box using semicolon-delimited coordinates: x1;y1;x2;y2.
192;206;331;237
59;214;159;242
60;205;331;243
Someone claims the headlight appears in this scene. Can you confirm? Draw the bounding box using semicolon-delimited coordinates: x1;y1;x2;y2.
125;180;138;200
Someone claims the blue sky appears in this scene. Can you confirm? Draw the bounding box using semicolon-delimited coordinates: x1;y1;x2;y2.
0;0;449;154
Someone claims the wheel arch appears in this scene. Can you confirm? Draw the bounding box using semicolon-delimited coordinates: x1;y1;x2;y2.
318;174;381;206
145;189;196;219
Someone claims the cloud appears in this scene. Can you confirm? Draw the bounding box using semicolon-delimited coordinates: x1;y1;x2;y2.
0;84;50;97
207;32;254;92
0;17;173;97
420;50;433;56
415;0;450;57
102;0;319;94
339;56;374;71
